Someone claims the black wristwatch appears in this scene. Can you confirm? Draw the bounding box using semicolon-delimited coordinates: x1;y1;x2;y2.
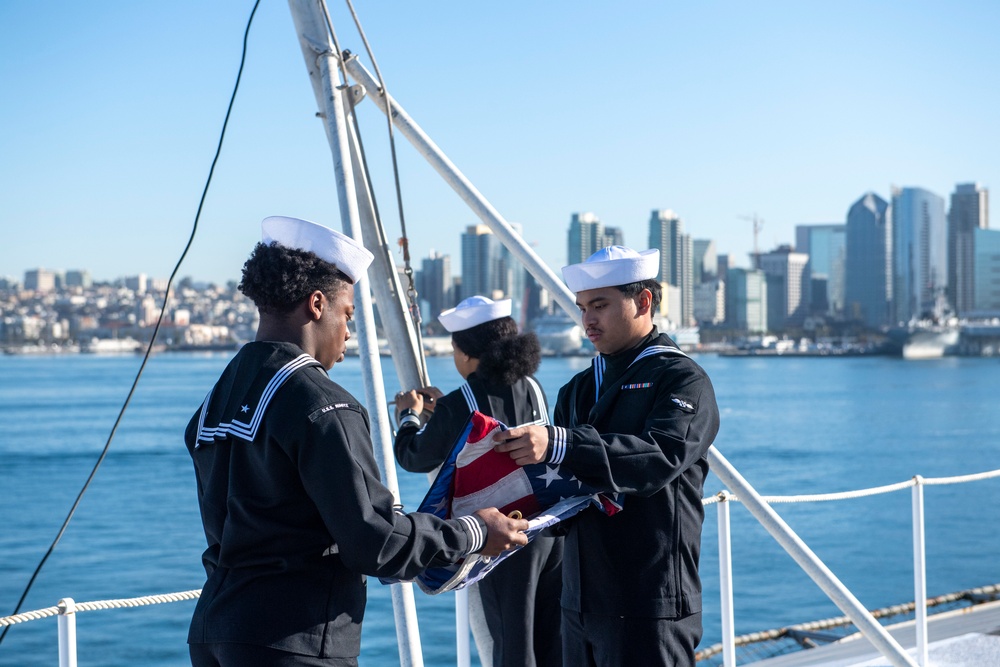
399;408;422;428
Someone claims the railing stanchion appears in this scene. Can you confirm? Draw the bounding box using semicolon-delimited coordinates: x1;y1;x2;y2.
57;598;77;667
456;588;471;667
912;476;928;666
717;493;737;667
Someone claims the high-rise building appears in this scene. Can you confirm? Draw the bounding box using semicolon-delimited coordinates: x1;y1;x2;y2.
973;228;1000;315
891;187;947;323
948;182;989;316
462;224;505;300
692;239;718;284
24;268;57;293
603;226;624;248
567;212;603;265
417;251;453;322
461;223;526;316
65;269;92;289
693;279;725;325
757;245;809;330
648;209;693;326
845;192;891;329
717;254;730;284
795;224;845;317
725;267;767;333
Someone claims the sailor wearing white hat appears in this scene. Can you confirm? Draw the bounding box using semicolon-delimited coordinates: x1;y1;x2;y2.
261;215;374;284
560;244;660;294
492;245;720;666
394;295;562;667
186;218;528;667
437;295;513;332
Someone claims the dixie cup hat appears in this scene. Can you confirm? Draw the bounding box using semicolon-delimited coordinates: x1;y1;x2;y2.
438;296;512;332
261;216;374;284
561;245;660;293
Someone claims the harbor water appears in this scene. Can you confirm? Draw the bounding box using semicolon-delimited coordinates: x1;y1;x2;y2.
1;352;998;665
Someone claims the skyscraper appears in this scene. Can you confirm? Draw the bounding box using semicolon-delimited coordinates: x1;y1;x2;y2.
417;251;453;321
757;245;809;330
648;209;693;326
972;228;1000;315
461;224;505;300
461;223;526;318
795;224;845;317
948;182;989;316
725;267;767;334
891;187;947;323
567;212;603;266
692;239;718;284
845;192;891;329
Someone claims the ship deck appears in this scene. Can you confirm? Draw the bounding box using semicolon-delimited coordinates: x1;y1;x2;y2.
750;600;1000;666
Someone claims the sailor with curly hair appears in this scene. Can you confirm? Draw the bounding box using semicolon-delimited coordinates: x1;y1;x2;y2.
393;296;562;667
185;217;528;667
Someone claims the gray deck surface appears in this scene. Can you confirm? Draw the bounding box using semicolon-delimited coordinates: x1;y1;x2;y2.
749;601;1000;666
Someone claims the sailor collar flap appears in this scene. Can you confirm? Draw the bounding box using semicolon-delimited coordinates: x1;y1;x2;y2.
195;344;324;447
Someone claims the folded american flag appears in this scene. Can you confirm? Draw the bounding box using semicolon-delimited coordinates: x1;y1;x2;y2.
382;411;622;594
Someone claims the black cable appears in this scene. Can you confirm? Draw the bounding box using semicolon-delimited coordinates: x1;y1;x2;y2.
0;0;262;645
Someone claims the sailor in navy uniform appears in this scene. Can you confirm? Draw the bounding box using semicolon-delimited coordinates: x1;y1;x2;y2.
394;296;563;667
494;246;720;666
185;216;528;667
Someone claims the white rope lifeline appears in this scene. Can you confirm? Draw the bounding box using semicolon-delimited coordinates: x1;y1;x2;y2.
0;590;201;628
702;467;1000;506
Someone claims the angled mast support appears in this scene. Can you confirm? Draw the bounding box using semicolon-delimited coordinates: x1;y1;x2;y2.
341;55;580;323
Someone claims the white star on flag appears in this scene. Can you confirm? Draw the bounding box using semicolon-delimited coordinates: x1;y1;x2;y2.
430;496;450;514
536;465;564;488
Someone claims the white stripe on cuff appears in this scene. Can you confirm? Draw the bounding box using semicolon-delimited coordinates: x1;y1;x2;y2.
456;515;486;553
548;426;567;465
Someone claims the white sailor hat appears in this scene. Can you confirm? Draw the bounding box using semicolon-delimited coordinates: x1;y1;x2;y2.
438;296;512;332
561;245;660;293
261;216;374;284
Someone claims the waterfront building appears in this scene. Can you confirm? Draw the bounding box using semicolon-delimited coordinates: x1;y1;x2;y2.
123;274;148;295
603;225;624;248
725;267;767;334
693;239;718;284
460;223;525;314
795;223;845;318
845;192;891;329
648;209;694;326
461;224;504;300
757;245;809;330
948;182;989;316
891;187;947;323
717;254;730;284
693;279;725;325
65;270;93;289
973;227;1000;316
24;268;58;293
416;251;453;322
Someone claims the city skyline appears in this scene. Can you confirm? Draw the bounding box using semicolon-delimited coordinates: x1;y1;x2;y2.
2;2;998;284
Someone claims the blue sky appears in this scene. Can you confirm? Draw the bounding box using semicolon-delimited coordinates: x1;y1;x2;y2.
1;1;997;284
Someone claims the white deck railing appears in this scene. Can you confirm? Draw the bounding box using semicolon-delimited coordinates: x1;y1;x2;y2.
705;467;1000;667
5;467;998;667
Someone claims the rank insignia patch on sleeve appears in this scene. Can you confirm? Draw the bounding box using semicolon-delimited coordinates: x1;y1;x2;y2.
670;395;696;413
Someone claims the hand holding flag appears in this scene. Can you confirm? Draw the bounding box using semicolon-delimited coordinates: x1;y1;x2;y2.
473;508;529;556
492;425;550;465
